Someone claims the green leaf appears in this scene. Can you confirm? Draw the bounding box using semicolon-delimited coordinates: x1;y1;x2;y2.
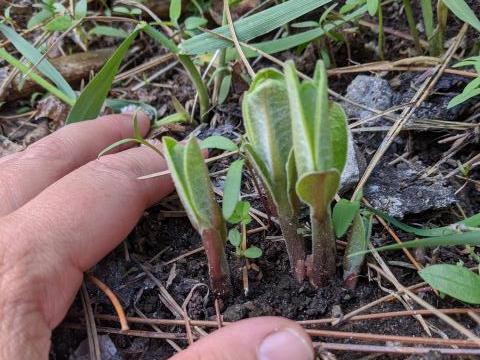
329;102;348;174
185;16;208;30
200;136;238;151
153;112;189;128
367;0;379;16
296;170;340;217
343;212;370;282
218;74;232;104
180;0;333;55
44;15;73;32
369;207;480;237
332;199;360;238
75;0;88;19
224;5;367;60
66;26;141;123
105;98;158;120
420;0;434;39
243;68;293;209
228;228;242;247
89;25;128;39
228;201;251;225
448;87;480;108
222;159;245;220
442;0;480;33
243;246;263;259
170;0;182;25
350;229;480;256
28;9;54;28
419;264;480;304
0;23;76;101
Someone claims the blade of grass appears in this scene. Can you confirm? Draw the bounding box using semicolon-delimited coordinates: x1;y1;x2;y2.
180;0;333;55
0;48;75;105
0;23;76;101
66;25;142;123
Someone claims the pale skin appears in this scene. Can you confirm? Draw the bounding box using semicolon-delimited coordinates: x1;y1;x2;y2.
0;114;314;360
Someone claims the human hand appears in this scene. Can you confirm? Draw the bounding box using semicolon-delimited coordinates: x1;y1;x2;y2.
0;114;313;360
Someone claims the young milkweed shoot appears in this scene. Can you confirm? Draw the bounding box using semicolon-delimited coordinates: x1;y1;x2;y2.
163;136;232;297
284;60;348;287
242;68;306;281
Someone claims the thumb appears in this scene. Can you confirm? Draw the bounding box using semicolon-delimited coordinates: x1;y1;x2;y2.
170;316;314;360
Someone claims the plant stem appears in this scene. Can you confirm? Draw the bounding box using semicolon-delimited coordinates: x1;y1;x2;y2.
278;210;306;282
178;54;209;121
309;208;336;288
377;4;384;60
201;228;232;297
402;0;422;54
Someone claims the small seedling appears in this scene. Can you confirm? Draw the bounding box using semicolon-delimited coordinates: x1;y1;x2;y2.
284;60;348;287
163;136;232;297
243;67;306;281
228;228;262;259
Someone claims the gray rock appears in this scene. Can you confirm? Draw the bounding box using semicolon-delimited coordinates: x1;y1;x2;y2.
342;75;394;125
70;335;122;360
340;129;364;193
364;160;456;218
223;303;248;321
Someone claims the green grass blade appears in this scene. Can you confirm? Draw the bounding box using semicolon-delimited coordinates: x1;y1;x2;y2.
222;159;245;220
180;0;333;55
225;5;367;59
368;207;480;237
66;27;141;123
0;23;76;101
0;48;75;106
442;0;480;33
420;0;434;39
350;230;480;256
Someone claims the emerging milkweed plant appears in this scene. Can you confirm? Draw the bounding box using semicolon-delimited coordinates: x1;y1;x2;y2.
284;60;348;287
242;68;306;281
163;137;231;297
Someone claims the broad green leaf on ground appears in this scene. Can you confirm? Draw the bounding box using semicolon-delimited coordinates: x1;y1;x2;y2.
0;23;76;101
442;0;480;33
333;199;360;237
200;136;238;151
222;159;245;220
66;26;141;123
180;0;332;55
224;5;367;60
419;264;480;304
367;0;379;16
28;9;53;28
343;212;369;283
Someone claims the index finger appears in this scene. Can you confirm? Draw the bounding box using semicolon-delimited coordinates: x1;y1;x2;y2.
0;113;150;217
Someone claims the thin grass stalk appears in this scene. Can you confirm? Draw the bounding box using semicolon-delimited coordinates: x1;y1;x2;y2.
377;4;385;59
213;11;228;105
178;54;209;120
432;0;448;56
309;209;336;287
402;0;422;53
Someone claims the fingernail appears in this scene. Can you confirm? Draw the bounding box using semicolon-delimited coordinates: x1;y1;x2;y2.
257;328;314;360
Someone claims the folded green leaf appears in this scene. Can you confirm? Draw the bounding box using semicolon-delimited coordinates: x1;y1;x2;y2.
66;26;142;123
333;199;360;238
244;246;263;259
296;170;340;217
180;0;332;55
222;159;245;220
419;264;480;304
343;212;370;288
